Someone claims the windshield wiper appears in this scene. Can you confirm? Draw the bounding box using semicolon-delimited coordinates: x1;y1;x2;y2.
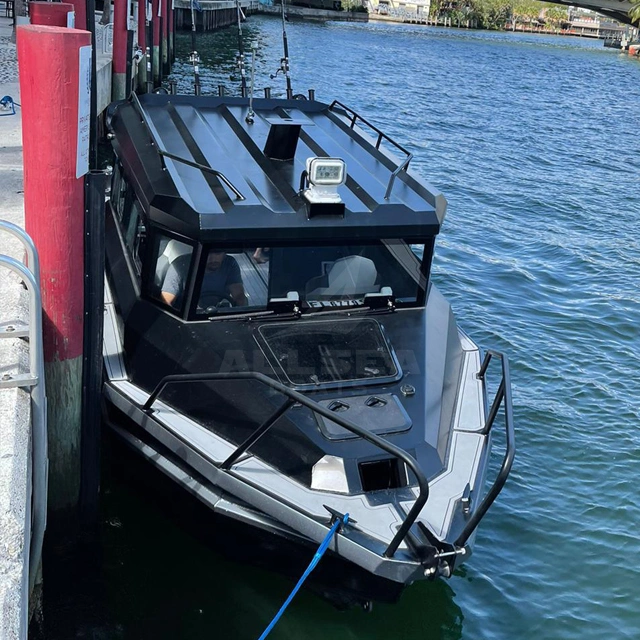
304;291;396;316
303;305;396;318
203;293;303;322
206;309;275;322
205;306;303;323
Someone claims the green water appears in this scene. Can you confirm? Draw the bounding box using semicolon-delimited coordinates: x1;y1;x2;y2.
44;17;640;640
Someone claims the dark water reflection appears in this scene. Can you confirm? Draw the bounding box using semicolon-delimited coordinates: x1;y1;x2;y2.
44;438;464;640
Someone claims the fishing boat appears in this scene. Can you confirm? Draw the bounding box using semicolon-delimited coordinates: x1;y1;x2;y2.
102;10;514;609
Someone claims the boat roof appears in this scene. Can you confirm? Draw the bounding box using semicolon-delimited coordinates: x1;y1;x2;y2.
107;94;446;243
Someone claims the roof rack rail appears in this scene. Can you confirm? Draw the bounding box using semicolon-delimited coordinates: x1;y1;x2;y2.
328;100;413;200
129;93;246;201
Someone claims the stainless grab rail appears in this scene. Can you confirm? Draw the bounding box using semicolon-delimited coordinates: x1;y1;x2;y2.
454;349;515;548
128;92;246;201
142;370;430;559
384;153;413;201
328;100;413;200
0;221;47;598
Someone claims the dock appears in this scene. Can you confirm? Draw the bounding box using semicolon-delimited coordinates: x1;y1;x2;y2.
0;13;36;640
259;4;368;22
0;1;270;633
173;0;259;31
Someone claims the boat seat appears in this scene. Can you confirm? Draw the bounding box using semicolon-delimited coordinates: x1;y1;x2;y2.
154;238;192;295
306;255;380;299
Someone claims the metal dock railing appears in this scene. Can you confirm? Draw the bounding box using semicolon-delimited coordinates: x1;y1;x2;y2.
0;220;48;606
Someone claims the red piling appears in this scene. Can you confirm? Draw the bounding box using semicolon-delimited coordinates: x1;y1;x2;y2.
112;0;128;99
17;25;92;514
29;1;75;27
152;0;160;84
161;0;168;73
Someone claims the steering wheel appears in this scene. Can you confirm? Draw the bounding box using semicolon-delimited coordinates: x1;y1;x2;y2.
199;290;235;312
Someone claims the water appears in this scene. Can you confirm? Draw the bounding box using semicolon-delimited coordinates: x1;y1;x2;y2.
44;18;640;640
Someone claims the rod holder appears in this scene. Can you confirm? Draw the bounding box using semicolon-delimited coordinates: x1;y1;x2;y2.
169;80;177;95
308;89;315;100
264;87;271;98
286;88;293;99
218;84;226;96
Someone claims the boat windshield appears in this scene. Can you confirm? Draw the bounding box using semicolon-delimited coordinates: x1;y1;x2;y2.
182;240;428;317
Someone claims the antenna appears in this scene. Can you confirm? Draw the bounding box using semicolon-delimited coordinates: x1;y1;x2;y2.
235;0;248;97
270;0;293;98
189;0;201;95
246;46;257;124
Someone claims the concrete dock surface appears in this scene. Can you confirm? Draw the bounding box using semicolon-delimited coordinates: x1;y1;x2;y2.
0;13;33;640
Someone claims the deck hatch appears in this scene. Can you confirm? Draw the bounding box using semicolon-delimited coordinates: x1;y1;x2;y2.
316;393;412;441
257;318;401;389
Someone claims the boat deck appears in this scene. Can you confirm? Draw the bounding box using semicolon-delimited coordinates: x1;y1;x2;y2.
111;94;445;243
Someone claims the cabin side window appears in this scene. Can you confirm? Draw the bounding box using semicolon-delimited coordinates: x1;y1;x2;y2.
121;197;147;276
110;163;127;220
111;165;147;278
149;233;195;314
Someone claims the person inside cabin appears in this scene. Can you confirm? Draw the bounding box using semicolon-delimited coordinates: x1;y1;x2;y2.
253;247;270;264
161;249;247;309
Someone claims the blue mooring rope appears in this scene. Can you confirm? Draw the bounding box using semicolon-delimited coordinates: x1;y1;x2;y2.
258;513;349;640
0;96;20;117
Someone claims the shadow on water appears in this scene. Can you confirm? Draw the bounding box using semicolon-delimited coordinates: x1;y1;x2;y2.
42;431;464;640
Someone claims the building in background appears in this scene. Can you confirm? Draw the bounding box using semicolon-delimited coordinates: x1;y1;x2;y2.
567;6;626;38
367;0;431;19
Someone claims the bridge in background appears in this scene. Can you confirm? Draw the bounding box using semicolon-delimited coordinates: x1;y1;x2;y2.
556;0;634;25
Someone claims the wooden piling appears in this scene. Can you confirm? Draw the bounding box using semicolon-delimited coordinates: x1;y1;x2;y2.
137;0;147;90
112;0;128;99
152;0;160;84
28;2;74;26
161;0;169;74
65;0;86;33
174;3;245;32
147;18;154;90
17;25;92;515
169;0;175;64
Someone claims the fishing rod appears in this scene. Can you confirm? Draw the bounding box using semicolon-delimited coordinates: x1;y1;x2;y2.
235;0;248;97
280;0;293;98
270;0;293;98
246;46;257;124
189;0;202;95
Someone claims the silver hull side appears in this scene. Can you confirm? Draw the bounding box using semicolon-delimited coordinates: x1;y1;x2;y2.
103;279;493;585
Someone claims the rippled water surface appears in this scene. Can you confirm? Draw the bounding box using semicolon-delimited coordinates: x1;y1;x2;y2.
46;17;640;640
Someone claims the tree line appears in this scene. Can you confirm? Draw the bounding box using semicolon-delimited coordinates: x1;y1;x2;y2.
429;0;570;31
